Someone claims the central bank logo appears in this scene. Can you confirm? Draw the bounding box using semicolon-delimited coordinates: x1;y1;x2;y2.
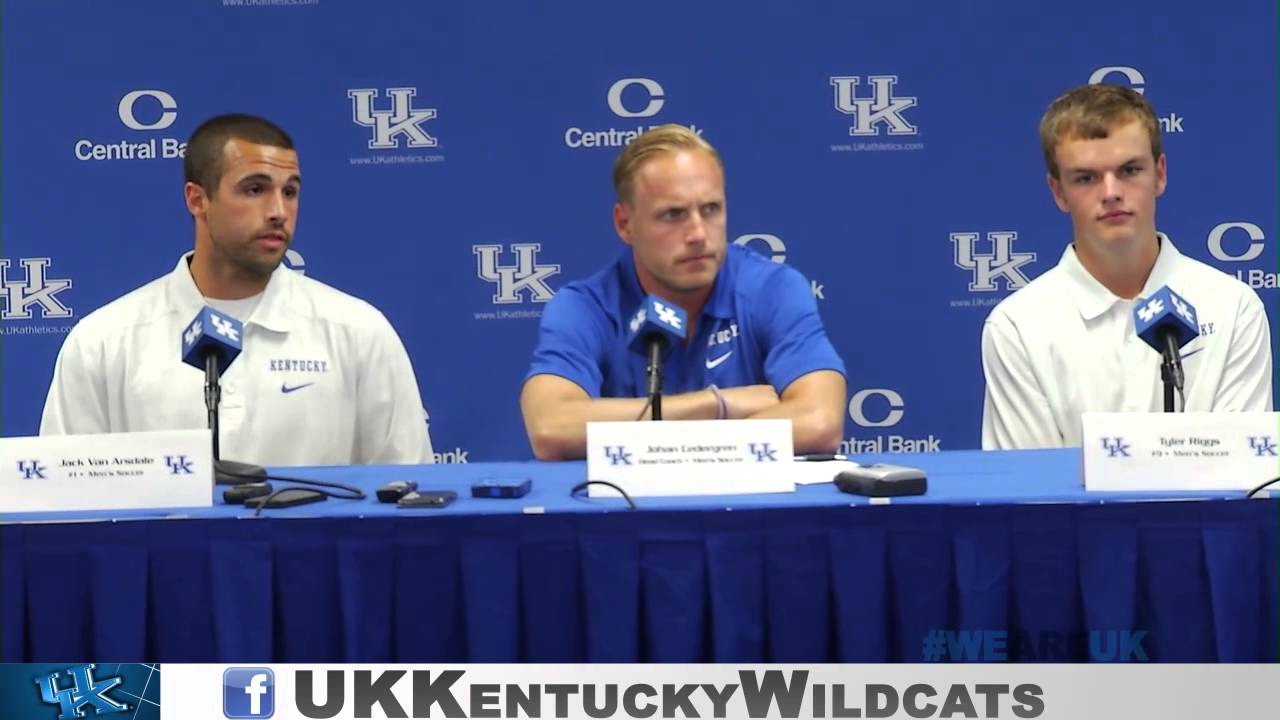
474;244;560;303
348;87;438;149
733;234;827;300
118;89;177;130
735;234;787;263
1;257;74;320
849;388;904;428
1087;67;1185;133
830;75;918;136
608;78;665;118
566;77;702;149
37;664;131;719
223;667;274;719
1208;222;1277;289
952;231;1036;291
76;90;186;161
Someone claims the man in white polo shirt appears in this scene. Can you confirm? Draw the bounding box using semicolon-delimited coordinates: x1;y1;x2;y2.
981;84;1273;449
41;114;433;466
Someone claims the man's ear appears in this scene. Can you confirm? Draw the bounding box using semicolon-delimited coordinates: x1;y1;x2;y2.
184;181;208;218
1047;174;1069;213
614;202;634;246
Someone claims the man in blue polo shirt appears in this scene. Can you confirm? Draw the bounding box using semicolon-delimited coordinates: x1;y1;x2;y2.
521;124;847;460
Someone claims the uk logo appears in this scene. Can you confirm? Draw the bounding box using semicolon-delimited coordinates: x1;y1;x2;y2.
223;667;274;719
1170;295;1195;325
654;301;683;330
1248;436;1278;457
604;446;633;466
210;313;240;341
1102;437;1131;458
183;321;203;347
952;231;1036;291
830;75;918;136
36;664;131;719
165;455;195;475
748;443;779;462
1137;298;1164;324
473;244;560;303
0;258;74;320
348;87;438;149
17;460;47;479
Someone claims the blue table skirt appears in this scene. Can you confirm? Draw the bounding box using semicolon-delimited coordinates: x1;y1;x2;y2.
3;449;1277;662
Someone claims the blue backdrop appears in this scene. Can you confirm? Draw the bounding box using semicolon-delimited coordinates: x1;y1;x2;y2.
2;0;1276;462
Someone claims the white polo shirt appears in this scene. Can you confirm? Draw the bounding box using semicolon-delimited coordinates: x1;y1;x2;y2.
981;236;1273;449
41;253;434;466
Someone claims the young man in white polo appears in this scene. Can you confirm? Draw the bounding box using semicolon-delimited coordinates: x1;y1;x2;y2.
981;84;1272;449
41;114;433;466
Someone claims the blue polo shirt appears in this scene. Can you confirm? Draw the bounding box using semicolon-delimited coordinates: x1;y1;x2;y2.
526;245;846;398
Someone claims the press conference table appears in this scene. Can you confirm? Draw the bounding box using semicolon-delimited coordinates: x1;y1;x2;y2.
3;449;1276;662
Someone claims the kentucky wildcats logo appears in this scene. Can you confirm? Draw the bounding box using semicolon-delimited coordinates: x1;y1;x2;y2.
17;460;47;479
165;455;195;475
653;301;682;330
474;244;561;303
748;443;779;462
1170;294;1195;325
604;446;633;465
210;313;240;341
1137;297;1164;324
36;664;131;719
952;231;1036;291
830;75;918;136
0;258;73;320
1101;437;1131;458
1249;436;1279;457
348;87;438;149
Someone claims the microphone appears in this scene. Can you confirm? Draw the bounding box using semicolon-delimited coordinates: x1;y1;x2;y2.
1133;286;1199;412
625;295;688;420
180;308;265;484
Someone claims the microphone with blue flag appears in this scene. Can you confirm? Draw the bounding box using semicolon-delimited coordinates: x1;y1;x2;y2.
180;307;265;484
626;295;688;420
1132;286;1199;411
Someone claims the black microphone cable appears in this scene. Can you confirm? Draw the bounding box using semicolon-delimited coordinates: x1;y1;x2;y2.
571;480;637;510
1245;476;1280;499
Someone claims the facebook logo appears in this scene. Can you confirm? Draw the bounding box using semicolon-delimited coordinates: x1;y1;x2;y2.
223;667;274;718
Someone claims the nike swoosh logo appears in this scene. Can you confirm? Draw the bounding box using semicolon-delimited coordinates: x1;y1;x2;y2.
706;352;733;369
281;382;315;394
1180;347;1204;361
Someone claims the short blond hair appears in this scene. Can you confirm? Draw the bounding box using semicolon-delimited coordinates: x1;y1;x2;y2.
612;124;723;204
1040;84;1163;179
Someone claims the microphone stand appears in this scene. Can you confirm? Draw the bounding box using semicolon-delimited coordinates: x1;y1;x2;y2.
1159;332;1184;413
205;353;268;484
645;337;665;421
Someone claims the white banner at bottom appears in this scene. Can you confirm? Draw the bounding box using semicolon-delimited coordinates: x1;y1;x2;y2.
159;663;1280;719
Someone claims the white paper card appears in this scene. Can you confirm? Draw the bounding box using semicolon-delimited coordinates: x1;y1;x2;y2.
0;429;214;513
1082;411;1279;491
586;419;795;497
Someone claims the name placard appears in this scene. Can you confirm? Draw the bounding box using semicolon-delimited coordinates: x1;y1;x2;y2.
586;419;795;497
0;429;214;513
1082;411;1279;492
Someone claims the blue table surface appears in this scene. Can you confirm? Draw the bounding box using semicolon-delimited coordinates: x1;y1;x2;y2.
4;448;1265;525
